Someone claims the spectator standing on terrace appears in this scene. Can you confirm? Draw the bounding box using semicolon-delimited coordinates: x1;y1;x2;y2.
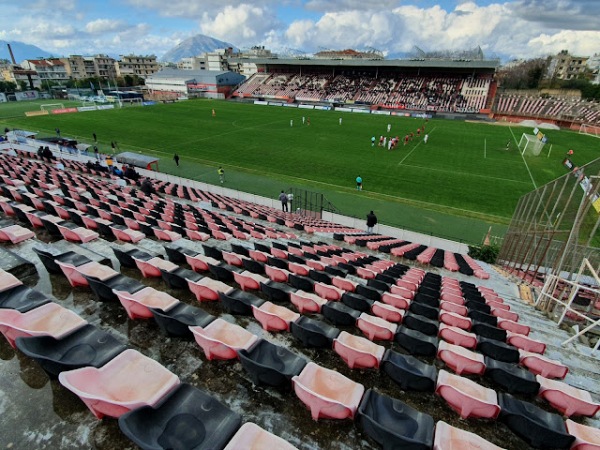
279;190;289;212
173;153;180;166
356;176;363;191
218;167;225;183
287;191;294;211
94;146;99;160
366;211;377;233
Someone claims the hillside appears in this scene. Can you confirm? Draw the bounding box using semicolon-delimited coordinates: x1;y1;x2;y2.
160;34;237;62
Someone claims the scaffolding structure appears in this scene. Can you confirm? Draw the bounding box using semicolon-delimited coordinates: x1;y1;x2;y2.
498;157;600;349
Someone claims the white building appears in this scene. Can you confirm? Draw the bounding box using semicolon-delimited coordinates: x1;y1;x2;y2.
145;69;245;98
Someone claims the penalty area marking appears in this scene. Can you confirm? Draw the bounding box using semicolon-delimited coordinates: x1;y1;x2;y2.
397;126;435;166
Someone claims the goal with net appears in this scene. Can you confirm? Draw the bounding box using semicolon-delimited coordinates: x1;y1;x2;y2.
578;123;600;138
518;133;545;156
40;103;64;112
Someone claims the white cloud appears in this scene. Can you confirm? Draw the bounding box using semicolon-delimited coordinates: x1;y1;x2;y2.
200;4;281;45
85;19;126;35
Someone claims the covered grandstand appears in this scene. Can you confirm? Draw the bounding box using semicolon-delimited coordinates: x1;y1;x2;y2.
230;57;498;116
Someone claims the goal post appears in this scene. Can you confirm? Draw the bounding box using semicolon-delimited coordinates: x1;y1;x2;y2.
578;123;600;139
40;103;64;111
518;133;545;156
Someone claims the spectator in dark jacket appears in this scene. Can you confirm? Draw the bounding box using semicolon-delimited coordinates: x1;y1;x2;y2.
366;211;378;233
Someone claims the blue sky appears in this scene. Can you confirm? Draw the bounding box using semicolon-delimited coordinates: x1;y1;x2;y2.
1;0;599;61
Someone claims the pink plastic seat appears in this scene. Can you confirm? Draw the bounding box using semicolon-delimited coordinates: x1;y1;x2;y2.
133;256;178;278
292;362;365;420
58;349;180;419
189;318;258;360
186;229;210;241
222;251;244;267
113;287;179;320
433;421;504;450
223;422;298;450
153;228;181;242
506;332;546;354
537;376;600;417
264;265;290;283
435;370;500;419
381;292;410;310
251;302;300;332
371;301;404;323
439;311;472;330
111;226;145;243
333;331;385;369
185;253;219;273
0;269;23;292
290;290;328;313
0;302;87;348
314;282;344;301
232;270;268;291
491;307;518;322
0;224;35;244
437;341;486;376
440;301;467;316
498;319;530;336
55;260;118;287
187;277;234;302
356;313;398;341
57;224;99;243
331;276;357;292
565;418;600;449
356;267;377;279
438;323;478;349
389;285;415;299
519;350;569;379
288;262;311;276
248;249;269;263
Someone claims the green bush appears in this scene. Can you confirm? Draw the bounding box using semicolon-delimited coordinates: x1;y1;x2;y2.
468;244;500;264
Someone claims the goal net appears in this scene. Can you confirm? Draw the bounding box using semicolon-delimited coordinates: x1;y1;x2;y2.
40;103;64;111
578;123;600;139
518;133;545;156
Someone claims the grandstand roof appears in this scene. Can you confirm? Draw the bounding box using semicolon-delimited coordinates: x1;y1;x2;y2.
146;68;246;86
229;57;499;70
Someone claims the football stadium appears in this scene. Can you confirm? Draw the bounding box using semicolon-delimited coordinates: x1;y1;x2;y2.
0;50;599;450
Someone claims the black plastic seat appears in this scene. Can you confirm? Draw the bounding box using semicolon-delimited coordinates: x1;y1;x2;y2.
356;284;383;301
375;273;397;285
290;316;340;348
242;258;265;274
498;393;575;449
208;262;240;282
238;339;307;388
468;310;498;326
403;312;439;336
0;284;51;312
287;253;306;264
358;389;434;450
466;300;491;314
150;303;215;338
230;243;250;257
484;357;540;396
341;292;374;312
254;242;271;253
119;383;242;450
409;302;439;320
267;256;288;270
161;267;201;290
324;265;347;277
477;337;519;363
259;281;295;303
321;301;361;326
367;278;391;293
112;247;153;269
219;289;265;316
83;274;145;302
471;321;507;341
288;274;315;292
382;350;437;392
395;326;439;357
202;244;223;261
164;244;198;265
413;292;440;308
32;246;90;274
15;324;127;377
309;270;332;285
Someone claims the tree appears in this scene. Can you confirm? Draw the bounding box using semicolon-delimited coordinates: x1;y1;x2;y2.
497;58;550;90
0;80;17;93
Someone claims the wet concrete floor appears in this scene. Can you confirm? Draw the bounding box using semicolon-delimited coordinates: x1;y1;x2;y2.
0;226;598;450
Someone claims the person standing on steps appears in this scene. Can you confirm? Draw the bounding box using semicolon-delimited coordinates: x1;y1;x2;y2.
366;210;378;233
279;190;289;212
173;153;180;166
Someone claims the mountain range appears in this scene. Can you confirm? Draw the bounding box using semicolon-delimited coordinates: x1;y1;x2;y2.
0;40;52;63
160;34;237;63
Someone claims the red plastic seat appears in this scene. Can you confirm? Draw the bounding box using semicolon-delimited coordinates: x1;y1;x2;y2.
537;375;600;417
565;418;600;449
356;313;398;341
190;318;258;360
435;370;500;419
371;301;404;323
290;290;327;313
438;323;478;349
433;421;503;450
187;277;234;302
223;423;298;450
333;331;385;369
0;225;35;244
252;302;300;332
519;350;569;379
437;341;486;376
113;287;179;320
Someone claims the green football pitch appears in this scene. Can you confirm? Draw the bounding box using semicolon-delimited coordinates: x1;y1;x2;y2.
1;98;597;244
